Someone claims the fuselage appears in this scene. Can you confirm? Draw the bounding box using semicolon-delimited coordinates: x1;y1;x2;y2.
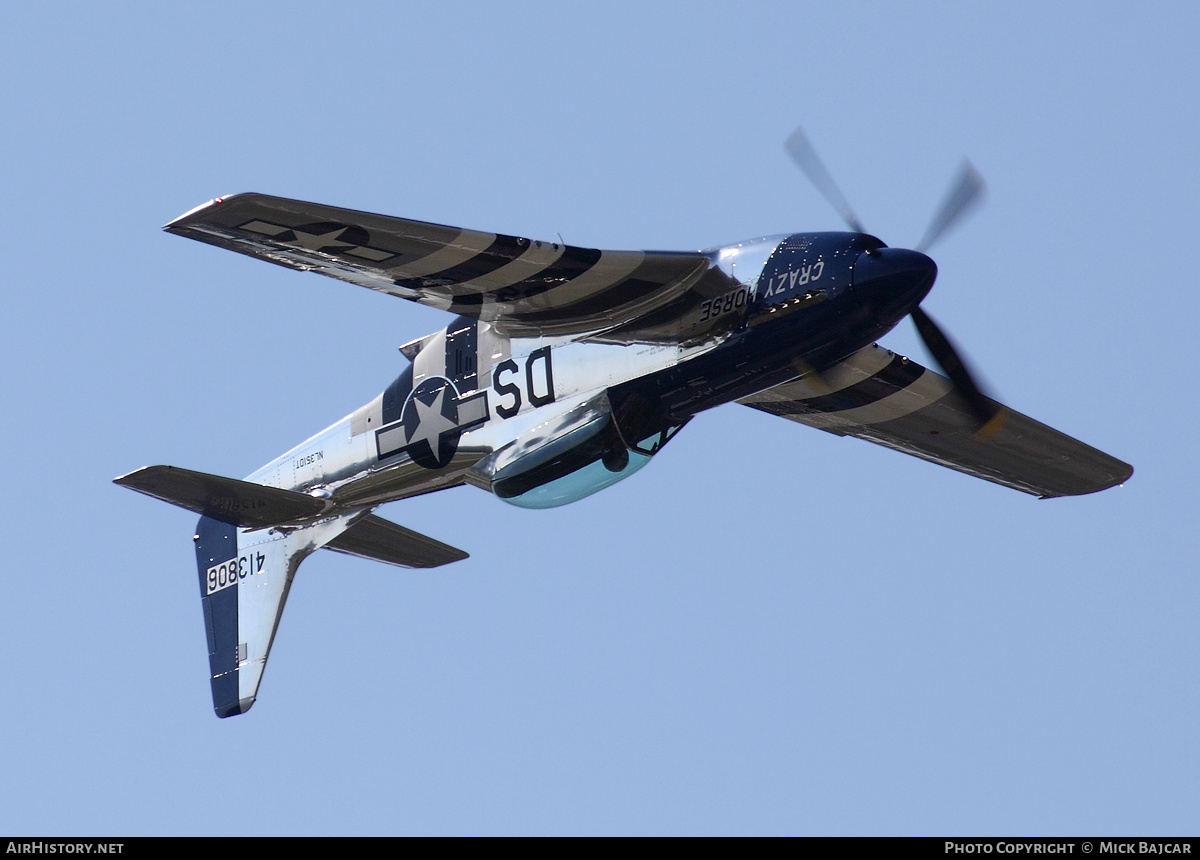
246;231;935;512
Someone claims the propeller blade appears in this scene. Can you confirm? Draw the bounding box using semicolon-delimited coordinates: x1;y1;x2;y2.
916;159;985;253
784;127;867;235
910;305;1005;434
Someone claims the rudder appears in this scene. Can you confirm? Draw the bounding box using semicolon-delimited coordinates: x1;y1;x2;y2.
194;516;245;717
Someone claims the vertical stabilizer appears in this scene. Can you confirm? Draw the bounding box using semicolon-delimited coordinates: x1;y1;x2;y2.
193;514;358;717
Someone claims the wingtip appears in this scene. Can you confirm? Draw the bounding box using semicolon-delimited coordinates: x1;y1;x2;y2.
162;193;248;231
1038;459;1134;499
1096;460;1135;494
113;465;170;487
113;466;153;486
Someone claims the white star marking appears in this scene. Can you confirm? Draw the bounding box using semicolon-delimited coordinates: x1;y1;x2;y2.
285;226;353;252
407;387;458;456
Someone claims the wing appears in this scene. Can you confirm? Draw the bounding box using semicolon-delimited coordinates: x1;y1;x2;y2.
165;193;729;340
738;344;1132;498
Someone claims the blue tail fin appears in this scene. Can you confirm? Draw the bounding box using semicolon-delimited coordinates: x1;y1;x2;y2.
193;514;351;717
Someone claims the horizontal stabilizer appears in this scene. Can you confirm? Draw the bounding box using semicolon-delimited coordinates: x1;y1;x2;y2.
114;465;327;528
324;514;468;568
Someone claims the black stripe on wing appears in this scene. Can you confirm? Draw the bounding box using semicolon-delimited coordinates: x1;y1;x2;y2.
392;233;528;289
435;246;605;311
754;354;926;417
503;253;707;324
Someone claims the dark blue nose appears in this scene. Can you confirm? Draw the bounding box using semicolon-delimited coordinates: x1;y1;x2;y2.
852;248;937;328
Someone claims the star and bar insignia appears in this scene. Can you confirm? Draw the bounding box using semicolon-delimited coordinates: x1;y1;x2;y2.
238;219;396;262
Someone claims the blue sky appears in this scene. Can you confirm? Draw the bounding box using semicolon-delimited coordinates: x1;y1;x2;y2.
2;1;1196;835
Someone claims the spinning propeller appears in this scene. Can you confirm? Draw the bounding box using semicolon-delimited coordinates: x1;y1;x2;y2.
784;128;1002;434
